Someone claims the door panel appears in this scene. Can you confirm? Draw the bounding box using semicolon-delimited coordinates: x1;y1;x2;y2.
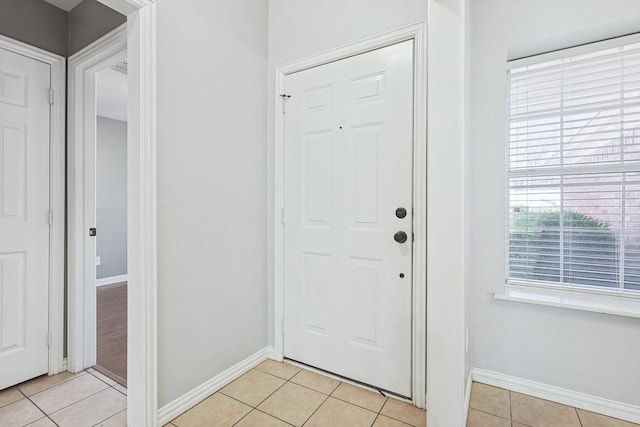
284;40;414;396
0;47;51;390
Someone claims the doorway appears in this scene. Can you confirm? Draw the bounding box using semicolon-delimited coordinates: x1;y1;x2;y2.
274;23;427;407
283;40;414;397
94;59;129;385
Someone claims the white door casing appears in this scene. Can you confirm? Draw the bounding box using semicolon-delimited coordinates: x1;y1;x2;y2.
283;40;414;397
0;47;51;389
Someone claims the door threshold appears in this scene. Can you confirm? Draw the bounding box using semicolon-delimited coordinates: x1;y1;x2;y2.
284;358;411;403
93;364;127;388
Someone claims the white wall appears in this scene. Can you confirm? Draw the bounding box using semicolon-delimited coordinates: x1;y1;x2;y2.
156;0;268;407
96;116;127;279
469;0;640;406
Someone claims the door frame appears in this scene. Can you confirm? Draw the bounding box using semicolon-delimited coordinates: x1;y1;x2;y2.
0;35;66;377
273;21;427;408
67;23;127;374
68;1;158;425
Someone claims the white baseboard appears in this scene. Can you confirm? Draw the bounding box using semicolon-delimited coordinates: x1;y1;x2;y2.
96;274;128;287
157;346;275;425
463;369;473;423
471;368;640;424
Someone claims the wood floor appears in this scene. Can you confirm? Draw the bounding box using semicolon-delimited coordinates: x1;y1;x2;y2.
96;282;127;385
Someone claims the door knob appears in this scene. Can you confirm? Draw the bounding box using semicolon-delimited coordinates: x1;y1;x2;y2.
394;231;408;243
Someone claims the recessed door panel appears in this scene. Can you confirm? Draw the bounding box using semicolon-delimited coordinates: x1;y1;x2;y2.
284;40;414;396
0;46;51;389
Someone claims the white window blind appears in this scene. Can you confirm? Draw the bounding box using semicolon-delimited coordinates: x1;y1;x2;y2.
506;35;640;292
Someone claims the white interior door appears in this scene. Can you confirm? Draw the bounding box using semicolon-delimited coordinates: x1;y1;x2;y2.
0;47;51;389
283;40;414;396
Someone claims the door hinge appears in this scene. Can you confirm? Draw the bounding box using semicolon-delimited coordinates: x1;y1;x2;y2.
280;94;291;114
280;208;285;225
280;319;285;336
47;331;52;348
49;89;54;105
48;210;53;226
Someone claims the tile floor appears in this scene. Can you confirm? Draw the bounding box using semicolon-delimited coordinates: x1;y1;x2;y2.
166;360;426;427
3;362;636;427
467;382;640;427
0;368;127;427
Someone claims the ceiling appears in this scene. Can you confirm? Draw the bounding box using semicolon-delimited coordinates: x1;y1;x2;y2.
41;0;84;12
97;67;128;122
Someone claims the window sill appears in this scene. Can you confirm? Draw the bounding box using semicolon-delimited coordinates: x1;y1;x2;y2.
494;282;640;319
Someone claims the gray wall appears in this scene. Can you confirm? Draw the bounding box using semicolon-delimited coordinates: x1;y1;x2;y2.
96;116;128;279
156;0;269;407
0;0;125;58
0;0;68;56
468;0;640;407
68;0;126;56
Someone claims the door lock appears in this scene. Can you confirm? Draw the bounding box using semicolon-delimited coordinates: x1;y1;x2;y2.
395;207;407;219
89;228;97;237
394;231;408;243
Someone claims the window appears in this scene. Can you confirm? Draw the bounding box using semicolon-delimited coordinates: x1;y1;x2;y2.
506;35;640;296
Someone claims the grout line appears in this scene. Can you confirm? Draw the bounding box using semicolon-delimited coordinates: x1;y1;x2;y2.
300;393;330;426
30;384;112;417
509;390;514;421
470;407;512;422
92;408;126;427
575;407;584;427
18;371;87;398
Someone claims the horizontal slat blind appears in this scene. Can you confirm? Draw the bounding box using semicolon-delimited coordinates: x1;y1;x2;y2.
507;37;640;292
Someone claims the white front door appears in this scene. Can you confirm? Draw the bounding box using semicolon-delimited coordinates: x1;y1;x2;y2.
283;40;414;396
0;47;51;389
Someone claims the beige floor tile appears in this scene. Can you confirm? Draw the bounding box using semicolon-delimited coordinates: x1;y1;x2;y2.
257;382;326;426
26;417;57;426
94;409;127;426
466;409;510;427
221;369;285;406
510;392;581;427
0;387;24;408
470;383;511;420
577;409;640;427
172;393;251;427
30;373;109;414
331;382;386;412
235;409;292;426
49;388;127;427
18;371;86;396
512;423;530;427
89;370;118;387
381;398;427;427
254;359;301;380
305;397;377;427
0;399;45;427
113;383;127;395
290;369;340;395
373;415;413;426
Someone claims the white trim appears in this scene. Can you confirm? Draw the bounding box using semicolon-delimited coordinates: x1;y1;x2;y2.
0;35;66;377
68;23;127;375
157;346;274;425
96;275;129;287
496;282;640;319
463;370;473;424
124;4;158;426
471;368;640;424
68;1;157;426
273;21;428;409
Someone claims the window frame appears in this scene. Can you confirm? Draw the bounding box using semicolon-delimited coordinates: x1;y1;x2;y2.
498;33;640;317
